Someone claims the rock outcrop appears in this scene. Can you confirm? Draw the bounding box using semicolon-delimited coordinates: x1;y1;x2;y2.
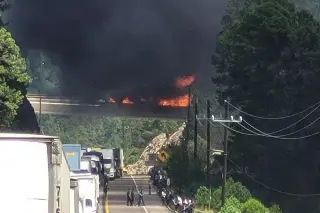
127;123;185;175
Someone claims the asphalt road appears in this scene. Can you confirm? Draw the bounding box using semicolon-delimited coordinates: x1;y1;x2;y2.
105;175;170;213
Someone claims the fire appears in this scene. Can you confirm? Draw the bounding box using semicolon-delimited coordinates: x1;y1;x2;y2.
106;95;190;107
159;94;191;107
122;97;134;104
176;75;196;89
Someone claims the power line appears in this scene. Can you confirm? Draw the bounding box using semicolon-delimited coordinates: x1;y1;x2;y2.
228;157;320;197
242;118;320;137
259;104;320;134
226;100;320;120
218;121;320;140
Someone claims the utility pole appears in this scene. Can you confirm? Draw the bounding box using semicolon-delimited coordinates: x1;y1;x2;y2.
39;95;42;127
38;61;44;130
208;100;242;206
185;86;192;154
221;100;229;206
193;100;198;160
206;100;211;182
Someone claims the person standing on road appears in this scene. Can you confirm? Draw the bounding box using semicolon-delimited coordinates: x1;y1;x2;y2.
131;187;135;206
138;188;145;206
148;179;152;195
161;189;166;206
126;188;131;206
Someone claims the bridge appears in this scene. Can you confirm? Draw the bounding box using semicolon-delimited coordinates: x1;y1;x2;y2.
27;94;188;120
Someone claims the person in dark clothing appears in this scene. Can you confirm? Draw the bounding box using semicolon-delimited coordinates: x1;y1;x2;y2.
126;189;131;206
138;188;145;206
148;179;152;195
130;188;135;206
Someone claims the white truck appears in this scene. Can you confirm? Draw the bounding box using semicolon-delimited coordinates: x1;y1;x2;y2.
113;148;124;178
71;171;99;213
0;133;72;213
99;149;116;180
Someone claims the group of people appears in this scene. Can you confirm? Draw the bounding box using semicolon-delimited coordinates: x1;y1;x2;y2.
149;166;195;213
159;188;195;213
126;188;145;206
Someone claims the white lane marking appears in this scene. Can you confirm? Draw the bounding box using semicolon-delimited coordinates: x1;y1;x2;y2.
130;175;148;213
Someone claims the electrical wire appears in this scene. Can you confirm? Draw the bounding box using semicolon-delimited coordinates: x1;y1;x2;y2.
225;100;320;120
228;157;320;197
257;104;320;134
196;115;205;127
218;121;320;140
242;118;320;137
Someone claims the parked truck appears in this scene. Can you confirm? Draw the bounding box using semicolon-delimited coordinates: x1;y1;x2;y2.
63;144;82;171
99;149;116;180
70;178;80;213
71;170;100;212
113;148;124;178
0;133;72;213
83;151;107;189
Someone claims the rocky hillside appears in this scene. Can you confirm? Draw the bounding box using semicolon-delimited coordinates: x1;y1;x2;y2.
127;123;186;175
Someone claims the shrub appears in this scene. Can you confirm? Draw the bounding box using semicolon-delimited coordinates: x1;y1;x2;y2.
211;178;251;208
243;198;269;213
195;186;211;208
269;204;282;213
220;196;242;213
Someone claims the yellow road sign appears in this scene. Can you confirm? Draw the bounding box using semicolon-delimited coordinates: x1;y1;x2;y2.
158;150;169;162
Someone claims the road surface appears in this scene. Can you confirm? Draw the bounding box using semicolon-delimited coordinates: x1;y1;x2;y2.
105;175;170;213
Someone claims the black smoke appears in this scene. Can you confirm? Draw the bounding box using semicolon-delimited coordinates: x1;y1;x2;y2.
8;0;226;102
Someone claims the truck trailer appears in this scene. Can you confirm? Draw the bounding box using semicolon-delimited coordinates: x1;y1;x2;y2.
113;148;124;178
0;133;72;213
63;144;82;171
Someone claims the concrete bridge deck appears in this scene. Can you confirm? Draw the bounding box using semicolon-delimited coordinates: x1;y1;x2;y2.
27;95;188;120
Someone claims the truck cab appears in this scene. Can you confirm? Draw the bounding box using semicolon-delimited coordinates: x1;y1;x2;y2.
83;151;106;189
103;158;115;180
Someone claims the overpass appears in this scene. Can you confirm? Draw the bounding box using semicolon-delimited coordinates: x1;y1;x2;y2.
27;95;187;120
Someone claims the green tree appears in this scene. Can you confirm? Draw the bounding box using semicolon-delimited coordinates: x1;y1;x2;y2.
0;27;31;126
243;198;269;213
213;0;320;212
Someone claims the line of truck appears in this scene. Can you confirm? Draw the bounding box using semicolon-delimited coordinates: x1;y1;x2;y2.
0;133;124;213
64;145;124;181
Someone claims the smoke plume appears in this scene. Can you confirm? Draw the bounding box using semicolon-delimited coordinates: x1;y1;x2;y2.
8;0;226;102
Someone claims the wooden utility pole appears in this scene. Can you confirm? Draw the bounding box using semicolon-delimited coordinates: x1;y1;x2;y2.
39;95;42;127
221;100;229;206
209;100;242;206
193;101;198;160
206;100;211;181
185;87;192;152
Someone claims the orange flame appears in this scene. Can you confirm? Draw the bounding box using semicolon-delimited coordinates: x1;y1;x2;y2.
122;97;134;104
176;75;196;89
159;94;191;107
